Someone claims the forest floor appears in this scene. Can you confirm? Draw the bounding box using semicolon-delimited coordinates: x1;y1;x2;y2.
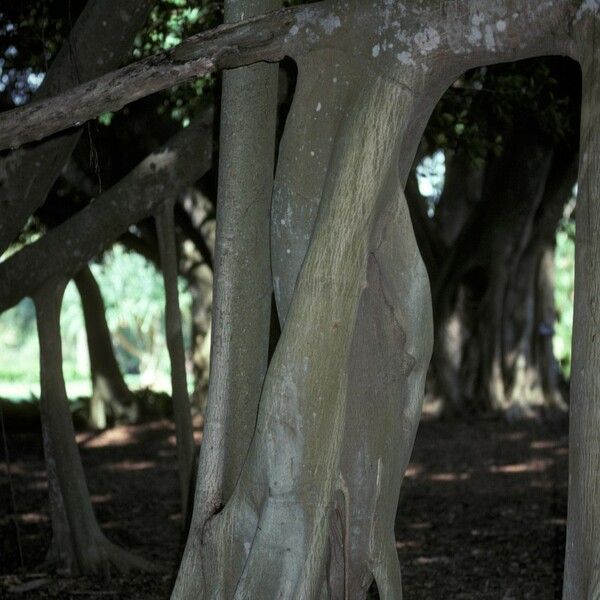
0;415;568;599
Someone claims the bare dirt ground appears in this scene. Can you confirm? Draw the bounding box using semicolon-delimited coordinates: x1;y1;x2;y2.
0;416;568;599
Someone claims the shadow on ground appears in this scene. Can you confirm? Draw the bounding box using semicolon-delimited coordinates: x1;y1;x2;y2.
0;416;567;599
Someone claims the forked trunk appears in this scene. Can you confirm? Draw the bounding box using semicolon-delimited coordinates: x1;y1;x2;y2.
174;63;432;599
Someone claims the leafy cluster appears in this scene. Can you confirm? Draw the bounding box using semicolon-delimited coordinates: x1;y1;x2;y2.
130;0;222;125
426;58;580;164
0;0;221;122
553;200;576;378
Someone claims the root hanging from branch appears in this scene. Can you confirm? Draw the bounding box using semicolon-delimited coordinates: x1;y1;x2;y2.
156;202;196;517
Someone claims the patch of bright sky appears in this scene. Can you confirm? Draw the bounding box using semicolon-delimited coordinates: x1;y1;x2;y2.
0;21;45;99
416;150;446;216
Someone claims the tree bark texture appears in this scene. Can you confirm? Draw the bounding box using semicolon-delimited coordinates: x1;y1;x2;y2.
563;8;600;597
156;203;196;517
172;0;280;593
174;53;433;597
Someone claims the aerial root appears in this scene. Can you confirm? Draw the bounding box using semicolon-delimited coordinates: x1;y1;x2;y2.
371;537;403;600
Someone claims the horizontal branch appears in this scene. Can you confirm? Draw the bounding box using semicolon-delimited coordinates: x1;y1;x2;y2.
0;0;583;152
0;4;325;151
0;109;214;312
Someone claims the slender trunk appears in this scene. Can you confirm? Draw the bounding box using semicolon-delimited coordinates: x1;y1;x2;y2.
74;266;137;429
188;265;213;410
173;0;280;591
563;12;600;597
155;203;195;518
41;413;75;574
534;245;565;410
34;279;152;575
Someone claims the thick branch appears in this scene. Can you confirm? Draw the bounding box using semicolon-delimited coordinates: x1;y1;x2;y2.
0;4;316;150
0;110;213;313
0;0;583;152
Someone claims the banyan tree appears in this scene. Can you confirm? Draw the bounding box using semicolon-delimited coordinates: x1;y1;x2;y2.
0;0;599;597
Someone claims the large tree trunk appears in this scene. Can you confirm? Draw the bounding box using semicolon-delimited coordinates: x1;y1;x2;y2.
172;0;280;593
169;3;581;597
502;152;576;415
34;279;152;575
74;266;137;430
563;10;600;597
175;52;434;596
0;0;152;255
432;130;554;413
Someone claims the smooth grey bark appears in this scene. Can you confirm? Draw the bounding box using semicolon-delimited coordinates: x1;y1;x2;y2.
74;266;138;429
156;202;196;517
34;279;152;575
0;0;152;255
563;8;600;597
175;69;433;599
166;1;589;597
172;0;280;594
0;110;214;314
271;0;579;322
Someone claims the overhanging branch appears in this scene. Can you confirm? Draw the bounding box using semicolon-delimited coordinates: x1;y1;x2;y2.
0;4;322;151
0;109;214;312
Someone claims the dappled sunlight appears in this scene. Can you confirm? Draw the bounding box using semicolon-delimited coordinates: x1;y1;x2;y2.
102;460;157;472
489;458;554;474
404;464;423;479
26;480;48;492
429;471;471;482
396;539;422;550
415;555;451;565
78;426;140;449
18;512;48;524
90;493;113;504
396;419;568;596
530;439;562;450
408;522;432;530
